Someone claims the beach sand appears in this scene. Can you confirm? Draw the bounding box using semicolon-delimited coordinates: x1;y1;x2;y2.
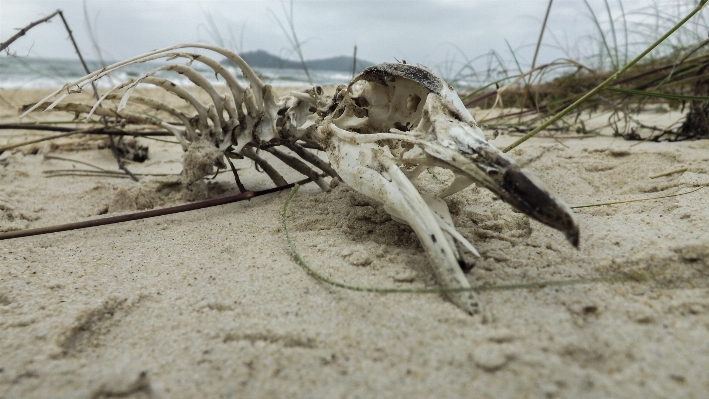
1;86;708;398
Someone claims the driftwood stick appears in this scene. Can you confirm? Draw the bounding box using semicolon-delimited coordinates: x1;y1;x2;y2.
0;123;174;136
0;175;321;241
0;125;162;153
0;191;253;241
57;11;99;99
0;131;79;152
109;134;139;181
61;11;137;179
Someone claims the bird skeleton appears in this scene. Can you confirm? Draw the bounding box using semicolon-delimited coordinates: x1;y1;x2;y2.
22;44;579;315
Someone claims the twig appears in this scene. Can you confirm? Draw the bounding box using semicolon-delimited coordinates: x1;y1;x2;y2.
0;123;96;132
629;115;686;146
0;124;135;152
109;134;139;181
507;134;597;139
571;184;706;209
0;130;79;152
43;169;175;178
649;167;688;179
57;11;99;99
0;8;140;180
43;155;108;171
225;156;248;193
0;125;174;153
44;169;230;179
269;0;313;85
0;9;62;52
59;10;137;181
0;123;174;136
0;175;322;241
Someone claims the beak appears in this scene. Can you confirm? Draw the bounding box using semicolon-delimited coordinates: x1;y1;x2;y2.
485;161;579;247
421;96;580;248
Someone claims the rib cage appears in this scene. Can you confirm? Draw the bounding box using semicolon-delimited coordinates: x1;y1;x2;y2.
21;43;337;191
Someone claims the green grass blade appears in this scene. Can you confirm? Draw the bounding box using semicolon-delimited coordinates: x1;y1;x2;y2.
582;0;617;69
279;186;649;295
603;0;620;68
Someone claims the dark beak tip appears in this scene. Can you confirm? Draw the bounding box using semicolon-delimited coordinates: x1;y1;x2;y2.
567;224;580;249
570;235;580;249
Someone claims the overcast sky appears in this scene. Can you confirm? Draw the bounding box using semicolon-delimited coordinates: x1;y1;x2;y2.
2;0;706;73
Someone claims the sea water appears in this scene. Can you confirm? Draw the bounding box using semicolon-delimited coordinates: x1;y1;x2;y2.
0;56;481;92
0;56;354;89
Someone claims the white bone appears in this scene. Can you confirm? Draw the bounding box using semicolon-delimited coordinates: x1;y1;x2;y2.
87;79;134;121
384;193;480;258
139;77;211;135
330;139;481;314
105;93;193;148
440;174;475;198
20;46;579;317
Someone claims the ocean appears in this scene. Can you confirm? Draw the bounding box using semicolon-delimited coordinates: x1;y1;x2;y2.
0;56;355;90
0;56;482;92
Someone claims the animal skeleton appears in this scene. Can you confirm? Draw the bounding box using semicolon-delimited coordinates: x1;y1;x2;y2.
22;44;579;315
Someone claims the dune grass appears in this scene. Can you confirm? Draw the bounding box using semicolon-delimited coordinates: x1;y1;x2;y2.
453;0;709;144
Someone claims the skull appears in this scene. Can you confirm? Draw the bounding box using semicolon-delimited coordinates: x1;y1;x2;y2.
314;63;579;315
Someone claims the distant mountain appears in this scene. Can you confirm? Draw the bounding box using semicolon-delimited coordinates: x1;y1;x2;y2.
223;50;374;73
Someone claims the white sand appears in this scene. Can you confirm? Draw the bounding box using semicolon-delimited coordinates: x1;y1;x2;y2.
1;87;709;398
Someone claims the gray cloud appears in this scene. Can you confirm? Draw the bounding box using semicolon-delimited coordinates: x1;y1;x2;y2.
1;0;697;76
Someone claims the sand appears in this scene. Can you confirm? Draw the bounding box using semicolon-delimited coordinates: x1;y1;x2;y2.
1;86;708;398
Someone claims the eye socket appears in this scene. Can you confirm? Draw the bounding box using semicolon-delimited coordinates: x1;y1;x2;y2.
393;122;410;132
354;97;369;108
407;94;421;112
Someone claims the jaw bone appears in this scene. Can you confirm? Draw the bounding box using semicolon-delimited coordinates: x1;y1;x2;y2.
318;63;579;314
